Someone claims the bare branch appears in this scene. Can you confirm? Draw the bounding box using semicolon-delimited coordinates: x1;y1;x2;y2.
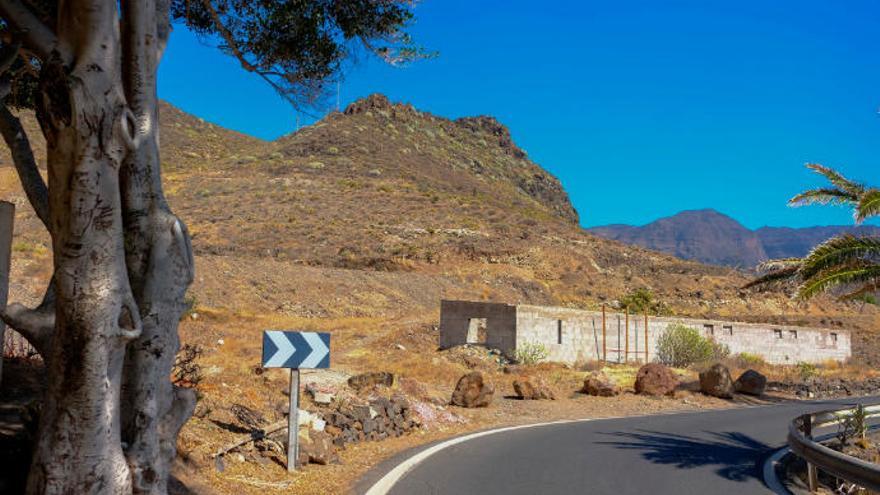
0;0;67;62
0;103;49;227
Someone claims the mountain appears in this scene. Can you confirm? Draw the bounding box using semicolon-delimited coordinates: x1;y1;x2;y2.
589;209;880;268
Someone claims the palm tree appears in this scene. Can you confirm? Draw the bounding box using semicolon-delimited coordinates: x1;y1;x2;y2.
745;164;880;300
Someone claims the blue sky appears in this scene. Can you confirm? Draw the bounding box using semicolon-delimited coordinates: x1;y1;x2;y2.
158;0;879;229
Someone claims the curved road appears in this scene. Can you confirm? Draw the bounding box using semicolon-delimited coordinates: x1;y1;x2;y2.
360;397;880;495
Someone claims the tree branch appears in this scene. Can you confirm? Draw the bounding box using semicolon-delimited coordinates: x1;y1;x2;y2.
0;103;49;228
0;278;55;358
0;0;67;62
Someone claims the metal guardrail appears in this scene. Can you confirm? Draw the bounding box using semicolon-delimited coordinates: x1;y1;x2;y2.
788;403;880;492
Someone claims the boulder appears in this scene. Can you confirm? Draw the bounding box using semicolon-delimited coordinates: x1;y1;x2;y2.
734;369;767;396
451;371;494;408
512;376;556;400
634;363;678;397
297;430;339;466
582;371;621;397
699;364;734;399
348;371;395;391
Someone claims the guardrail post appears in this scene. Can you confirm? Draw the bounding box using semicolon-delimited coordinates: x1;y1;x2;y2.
802;413;818;492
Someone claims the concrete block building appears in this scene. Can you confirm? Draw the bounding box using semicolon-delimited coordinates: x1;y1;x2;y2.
439;300;851;365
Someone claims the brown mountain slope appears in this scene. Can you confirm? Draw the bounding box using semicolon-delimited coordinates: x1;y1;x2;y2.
0;95;874;328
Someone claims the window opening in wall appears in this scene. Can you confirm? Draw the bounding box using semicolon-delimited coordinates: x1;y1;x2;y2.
723;325;733;336
557;320;563;344
789;330;798;339
774;329;783;339
704;324;714;336
831;332;838;343
467;318;488;344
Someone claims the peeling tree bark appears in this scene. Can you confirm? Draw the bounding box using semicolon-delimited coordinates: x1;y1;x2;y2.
119;1;196;493
26;1;143;493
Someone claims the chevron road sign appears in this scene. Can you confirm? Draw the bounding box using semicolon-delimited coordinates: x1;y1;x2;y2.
260;330;331;473
261;331;330;369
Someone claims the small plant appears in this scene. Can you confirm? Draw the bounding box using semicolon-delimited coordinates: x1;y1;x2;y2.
734;352;766;368
796;361;819;380
515;341;549;365
619;288;669;315
656;323;725;367
836;404;868;448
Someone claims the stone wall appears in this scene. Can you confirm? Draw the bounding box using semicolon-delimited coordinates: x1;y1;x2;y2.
439;300;517;357
439;300;852;365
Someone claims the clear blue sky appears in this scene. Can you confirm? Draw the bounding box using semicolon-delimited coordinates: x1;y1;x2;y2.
158;0;879;229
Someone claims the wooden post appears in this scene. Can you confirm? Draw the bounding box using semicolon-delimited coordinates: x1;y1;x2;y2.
624;307;629;364
0;202;14;386
644;308;649;363
601;304;606;365
288;368;300;472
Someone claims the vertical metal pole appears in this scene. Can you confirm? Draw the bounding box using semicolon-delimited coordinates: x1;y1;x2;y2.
624;307;629;364
0;202;14;385
644;308;649;363
803;414;818;492
288;369;300;472
601;304;607;365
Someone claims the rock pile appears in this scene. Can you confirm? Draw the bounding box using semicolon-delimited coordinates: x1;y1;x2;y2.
768;376;880;399
324;394;420;448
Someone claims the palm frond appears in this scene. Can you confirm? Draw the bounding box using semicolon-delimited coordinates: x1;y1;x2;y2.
742;264;800;290
789;187;859;207
855;189;880;223
796;263;880;300
756;258;803;272
806;163;866;197
798;235;880;280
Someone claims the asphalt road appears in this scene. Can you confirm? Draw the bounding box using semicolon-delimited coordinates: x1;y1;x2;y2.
362;396;880;495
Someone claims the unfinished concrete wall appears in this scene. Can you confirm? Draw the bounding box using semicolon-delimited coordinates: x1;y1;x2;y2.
439;300;517;358
439;300;852;366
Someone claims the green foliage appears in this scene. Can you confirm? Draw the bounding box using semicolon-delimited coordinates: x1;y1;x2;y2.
836;404;868;448
515;341;549;365
734;352;766;368
746;164;880;301
619;288;667;315
171;0;430;110
656;323;728;368
796;361;818;380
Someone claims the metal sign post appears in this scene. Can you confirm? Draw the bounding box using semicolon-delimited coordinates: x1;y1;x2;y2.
261;330;330;472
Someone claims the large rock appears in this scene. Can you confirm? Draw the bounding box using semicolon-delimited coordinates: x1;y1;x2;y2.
297;430;339;466
699;364;734;399
348;371;395;391
513;376;556;400
451;371;494;408
634;363;678;397
734;369;767;396
582;371;621;397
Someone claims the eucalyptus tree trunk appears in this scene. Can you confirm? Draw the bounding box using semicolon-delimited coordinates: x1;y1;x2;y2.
18;0;194;493
28;1;141;492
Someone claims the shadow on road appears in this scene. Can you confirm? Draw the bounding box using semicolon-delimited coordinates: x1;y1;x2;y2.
598;429;771;483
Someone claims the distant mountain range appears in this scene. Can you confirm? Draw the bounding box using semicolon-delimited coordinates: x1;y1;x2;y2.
588;209;880;268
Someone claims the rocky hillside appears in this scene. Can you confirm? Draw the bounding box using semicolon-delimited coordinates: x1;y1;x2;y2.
590;209;880;268
0;95;873;327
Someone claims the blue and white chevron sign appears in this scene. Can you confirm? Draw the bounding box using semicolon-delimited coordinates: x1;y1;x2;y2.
261;331;330;369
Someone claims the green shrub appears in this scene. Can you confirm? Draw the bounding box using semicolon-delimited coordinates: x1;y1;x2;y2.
619;288;669;315
735;352;766;368
796;361;818;380
515;341;549;365
656;323;728;367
